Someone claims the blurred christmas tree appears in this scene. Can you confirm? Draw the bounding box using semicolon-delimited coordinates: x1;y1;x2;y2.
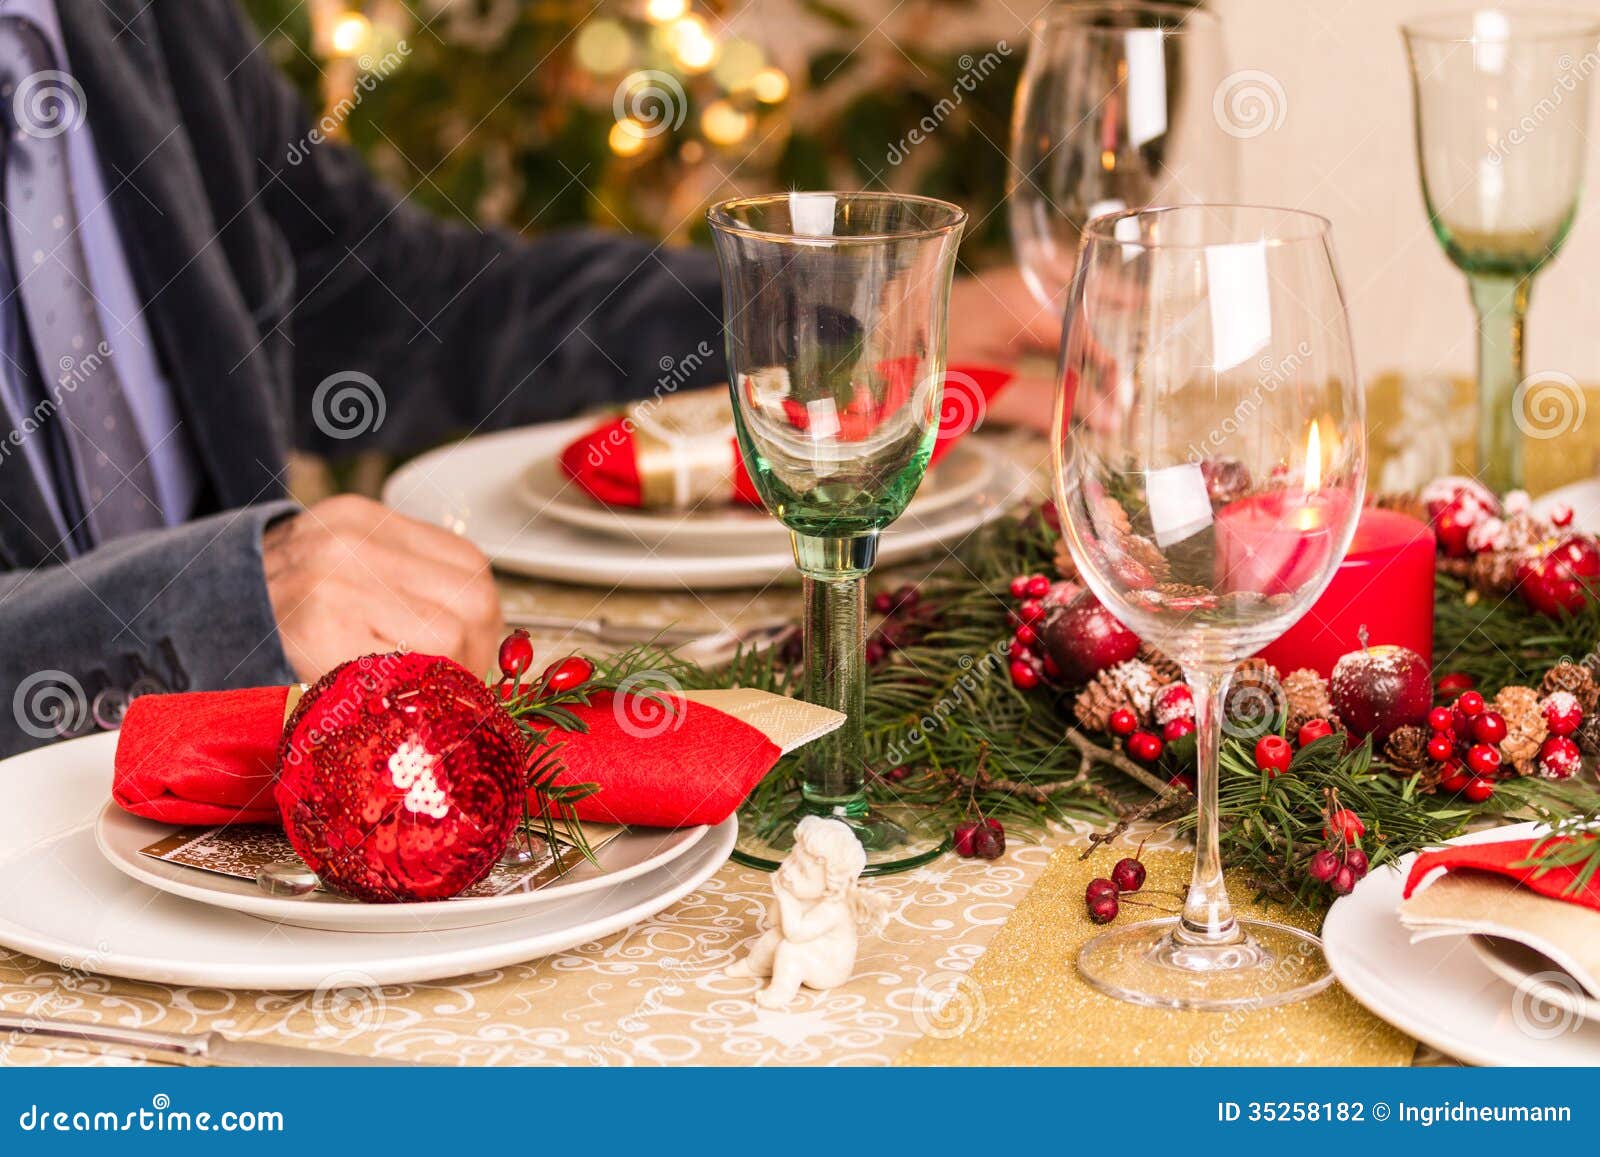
240;0;1021;259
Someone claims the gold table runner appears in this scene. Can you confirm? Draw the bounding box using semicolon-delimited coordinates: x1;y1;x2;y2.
898;848;1414;1066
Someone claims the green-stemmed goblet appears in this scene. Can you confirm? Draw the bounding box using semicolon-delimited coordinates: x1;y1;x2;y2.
709;192;965;875
1403;10;1600;493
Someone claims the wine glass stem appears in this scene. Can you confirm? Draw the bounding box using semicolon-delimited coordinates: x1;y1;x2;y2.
1467;272;1530;494
1176;664;1241;946
795;534;875;814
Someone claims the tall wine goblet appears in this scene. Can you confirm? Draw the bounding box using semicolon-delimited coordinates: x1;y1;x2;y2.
1009;0;1237;311
1055;205;1366;1009
708;192;965;875
1403;10;1599;493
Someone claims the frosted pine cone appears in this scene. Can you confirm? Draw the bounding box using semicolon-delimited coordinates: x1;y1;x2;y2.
1494;685;1549;775
1281;667;1338;734
1542;662;1599;714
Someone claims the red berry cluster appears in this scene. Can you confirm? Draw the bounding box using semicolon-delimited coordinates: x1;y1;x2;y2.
496;629;597;699
1109;682;1195;766
1005;572;1056;690
953;817;1005;860
867;583;930;667
1302;804;1369;896
1084;853;1148;924
1423;691;1504;801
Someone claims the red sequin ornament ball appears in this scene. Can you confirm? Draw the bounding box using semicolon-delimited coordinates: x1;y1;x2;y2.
276;652;526;903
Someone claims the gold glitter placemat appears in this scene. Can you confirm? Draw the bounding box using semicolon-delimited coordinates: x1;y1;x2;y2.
897;848;1415;1066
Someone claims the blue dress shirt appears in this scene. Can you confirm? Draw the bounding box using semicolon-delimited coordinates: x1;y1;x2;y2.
0;0;199;547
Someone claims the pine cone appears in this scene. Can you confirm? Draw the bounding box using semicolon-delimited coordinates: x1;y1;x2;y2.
1494;684;1548;775
1582;651;1600;686
1469;550;1522;597
1541;662;1599;714
1073;659;1163;731
1224;659;1283;736
1578;712;1600;758
1123;535;1171;584
1437;555;1474;580
1138;646;1182;685
1281;667;1338;734
1383;724;1430;774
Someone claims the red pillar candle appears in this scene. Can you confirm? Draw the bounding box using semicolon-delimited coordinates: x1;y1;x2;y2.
1255;507;1435;679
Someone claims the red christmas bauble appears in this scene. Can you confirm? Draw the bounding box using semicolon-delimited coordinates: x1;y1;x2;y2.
1518;535;1600;617
1542;691;1583;737
1153;683;1195;726
276;652;526;903
1330;644;1432;743
1041;591;1141;684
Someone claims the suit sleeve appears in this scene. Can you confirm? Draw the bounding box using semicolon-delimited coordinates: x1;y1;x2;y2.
0;502;298;757
215;4;726;458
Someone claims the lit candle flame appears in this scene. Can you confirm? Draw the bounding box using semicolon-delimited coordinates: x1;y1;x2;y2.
1295;423;1323;530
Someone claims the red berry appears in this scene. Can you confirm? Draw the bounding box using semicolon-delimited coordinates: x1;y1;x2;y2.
1108;707;1138;737
1323;808;1365;842
1427;706;1455;733
538;654;595;694
1439;767;1473;794
973;822;1005;860
872;591;895;615
1153;683;1195;726
1163;717;1196;742
1307;849;1341;882
1297;718;1334;747
1463;776;1496;803
1344;848;1370;879
1008;660;1041;691
1436;672;1477;697
1026;574;1051;598
1088;894;1119;924
1014;623;1039;648
1330;865;1357;895
1542;691;1583;737
1126;731;1163;762
1042;655;1062;679
1086;877;1118;904
1465;743;1501;776
1471;711;1507;745
497;629;534;679
1538;735;1583;780
1111;857;1146;893
1426;732;1456;762
1456;690;1485;717
1008;575;1030;599
1254;734;1293;778
1552;503;1576;529
953;821;980;857
1018;598;1047;624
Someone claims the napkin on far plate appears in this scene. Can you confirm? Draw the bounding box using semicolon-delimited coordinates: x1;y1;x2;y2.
113;684;841;831
561;365;1014;510
1401;837;1600;998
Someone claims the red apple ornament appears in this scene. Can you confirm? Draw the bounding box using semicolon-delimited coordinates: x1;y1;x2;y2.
1330;644;1432;743
276;652;527;903
1041;590;1141;684
1517;535;1600;617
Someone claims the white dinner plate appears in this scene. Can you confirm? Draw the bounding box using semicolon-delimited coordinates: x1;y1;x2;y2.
95;801;707;933
381;419;1026;589
515;439;995;551
1323;821;1600;1065
0;732;734;989
1535;479;1600;532
1470;934;1600;1025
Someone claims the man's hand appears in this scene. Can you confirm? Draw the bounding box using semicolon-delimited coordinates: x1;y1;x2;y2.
262;495;503;682
946;266;1063;434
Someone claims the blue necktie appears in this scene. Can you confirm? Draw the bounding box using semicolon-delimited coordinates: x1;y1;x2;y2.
0;15;162;546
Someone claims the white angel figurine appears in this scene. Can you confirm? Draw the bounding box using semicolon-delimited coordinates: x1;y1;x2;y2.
728;816;888;1009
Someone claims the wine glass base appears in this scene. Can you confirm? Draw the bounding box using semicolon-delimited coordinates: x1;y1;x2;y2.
731;800;950;877
1077;916;1333;1011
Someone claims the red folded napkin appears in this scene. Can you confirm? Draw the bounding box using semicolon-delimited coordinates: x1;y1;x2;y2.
113;686;780;830
1403;836;1600;912
562;364;1014;509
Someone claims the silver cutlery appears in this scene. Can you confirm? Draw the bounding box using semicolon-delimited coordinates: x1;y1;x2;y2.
503;613;794;652
0;1014;413;1067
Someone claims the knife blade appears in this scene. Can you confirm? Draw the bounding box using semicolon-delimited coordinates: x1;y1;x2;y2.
0;1014;413;1066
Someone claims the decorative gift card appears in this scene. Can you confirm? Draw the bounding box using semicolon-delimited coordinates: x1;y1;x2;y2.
139;822;623;901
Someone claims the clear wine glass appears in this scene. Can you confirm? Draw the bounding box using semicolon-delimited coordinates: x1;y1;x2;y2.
708;192;965;875
1009;0;1238;312
1054;205;1366;1009
1402;10;1600;493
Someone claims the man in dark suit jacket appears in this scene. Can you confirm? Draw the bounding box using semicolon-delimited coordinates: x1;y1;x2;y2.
0;0;1055;755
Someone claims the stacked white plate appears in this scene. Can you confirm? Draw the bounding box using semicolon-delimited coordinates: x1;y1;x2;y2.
0;732;732;989
1324;822;1600;1065
381;418;1027;590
